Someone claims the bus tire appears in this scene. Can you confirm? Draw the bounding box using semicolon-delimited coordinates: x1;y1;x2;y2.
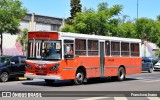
74;70;84;85
0;71;9;82
117;67;126;81
45;79;55;84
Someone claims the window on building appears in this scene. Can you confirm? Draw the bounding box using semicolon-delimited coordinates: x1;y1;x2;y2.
131;43;139;56
75;39;86;56
88;40;98;56
51;24;60;31
121;42;129;56
111;42;120;56
105;41;110;56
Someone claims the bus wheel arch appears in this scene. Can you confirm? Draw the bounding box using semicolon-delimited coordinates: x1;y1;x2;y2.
74;66;86;85
117;65;126;81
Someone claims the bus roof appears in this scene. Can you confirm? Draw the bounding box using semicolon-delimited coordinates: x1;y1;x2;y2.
60;32;141;43
28;31;141;43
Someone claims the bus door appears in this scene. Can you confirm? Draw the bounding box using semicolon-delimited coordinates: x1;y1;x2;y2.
100;42;105;77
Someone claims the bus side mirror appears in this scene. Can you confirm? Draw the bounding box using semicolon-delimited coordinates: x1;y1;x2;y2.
64;54;74;59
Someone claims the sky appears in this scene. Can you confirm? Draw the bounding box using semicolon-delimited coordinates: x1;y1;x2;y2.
21;0;160;20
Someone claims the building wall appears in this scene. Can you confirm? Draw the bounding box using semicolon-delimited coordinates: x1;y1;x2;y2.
19;21;30;30
35;22;51;31
3;33;22;55
2;13;64;56
141;42;159;57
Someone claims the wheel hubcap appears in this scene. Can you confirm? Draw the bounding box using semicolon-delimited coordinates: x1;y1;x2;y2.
120;69;124;79
1;72;8;82
76;73;83;84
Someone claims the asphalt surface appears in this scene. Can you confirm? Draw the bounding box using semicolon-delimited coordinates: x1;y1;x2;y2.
1;71;160;100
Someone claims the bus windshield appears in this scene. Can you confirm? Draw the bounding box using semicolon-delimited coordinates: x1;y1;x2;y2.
28;40;61;60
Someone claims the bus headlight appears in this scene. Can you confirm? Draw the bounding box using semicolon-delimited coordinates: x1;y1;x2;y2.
50;64;60;71
26;64;32;70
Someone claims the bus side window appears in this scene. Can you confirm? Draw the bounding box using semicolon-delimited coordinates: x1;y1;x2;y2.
64;40;74;59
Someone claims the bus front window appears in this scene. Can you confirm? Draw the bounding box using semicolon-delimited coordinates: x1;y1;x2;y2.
28;40;61;60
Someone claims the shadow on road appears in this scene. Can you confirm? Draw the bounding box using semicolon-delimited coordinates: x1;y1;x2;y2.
153;70;160;72
22;80;75;87
22;77;139;87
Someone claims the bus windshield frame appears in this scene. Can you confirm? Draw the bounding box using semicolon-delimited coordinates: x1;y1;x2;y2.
27;39;62;60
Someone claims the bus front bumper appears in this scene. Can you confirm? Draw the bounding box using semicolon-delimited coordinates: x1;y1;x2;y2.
24;73;62;80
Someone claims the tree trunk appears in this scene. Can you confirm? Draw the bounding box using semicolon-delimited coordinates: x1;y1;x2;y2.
0;33;3;56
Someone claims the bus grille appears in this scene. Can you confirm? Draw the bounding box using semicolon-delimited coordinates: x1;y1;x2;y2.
35;68;47;75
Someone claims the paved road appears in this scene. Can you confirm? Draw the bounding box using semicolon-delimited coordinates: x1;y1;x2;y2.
1;71;160;100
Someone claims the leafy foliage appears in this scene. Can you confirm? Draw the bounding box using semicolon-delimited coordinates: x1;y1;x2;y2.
16;28;28;51
0;0;27;34
118;22;136;38
66;0;82;25
62;2;160;58
70;0;82;19
0;0;27;55
60;24;76;33
155;50;160;58
62;2;123;36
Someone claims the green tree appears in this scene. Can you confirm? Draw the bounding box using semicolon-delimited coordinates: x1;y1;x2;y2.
135;18;159;43
155;50;160;58
60;24;76;33
66;0;82;24
118;22;136;38
0;0;27;55
62;2;122;36
154;21;160;46
157;15;160;21
16;28;28;54
70;0;82;19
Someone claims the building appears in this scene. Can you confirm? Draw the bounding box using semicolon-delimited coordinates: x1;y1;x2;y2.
20;13;65;31
141;41;159;57
3;13;65;55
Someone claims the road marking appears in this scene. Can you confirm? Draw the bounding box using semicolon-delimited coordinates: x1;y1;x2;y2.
77;97;109;100
147;97;160;100
114;97;128;100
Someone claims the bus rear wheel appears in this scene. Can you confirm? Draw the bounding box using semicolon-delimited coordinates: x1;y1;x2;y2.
74;70;84;85
117;67;126;81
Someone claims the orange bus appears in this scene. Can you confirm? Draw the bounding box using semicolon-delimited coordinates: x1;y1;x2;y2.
25;31;142;85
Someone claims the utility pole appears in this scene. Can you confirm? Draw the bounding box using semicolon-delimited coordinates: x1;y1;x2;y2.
137;0;139;19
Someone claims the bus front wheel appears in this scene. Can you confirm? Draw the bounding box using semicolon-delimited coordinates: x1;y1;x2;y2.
74;70;84;85
117;67;126;81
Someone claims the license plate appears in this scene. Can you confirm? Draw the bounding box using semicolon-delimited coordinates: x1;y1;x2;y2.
38;70;43;74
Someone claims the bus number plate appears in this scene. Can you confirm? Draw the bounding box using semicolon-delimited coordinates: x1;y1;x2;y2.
38;70;43;74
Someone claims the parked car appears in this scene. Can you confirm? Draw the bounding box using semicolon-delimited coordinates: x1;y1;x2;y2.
142;57;153;73
154;60;160;70
0;55;26;82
